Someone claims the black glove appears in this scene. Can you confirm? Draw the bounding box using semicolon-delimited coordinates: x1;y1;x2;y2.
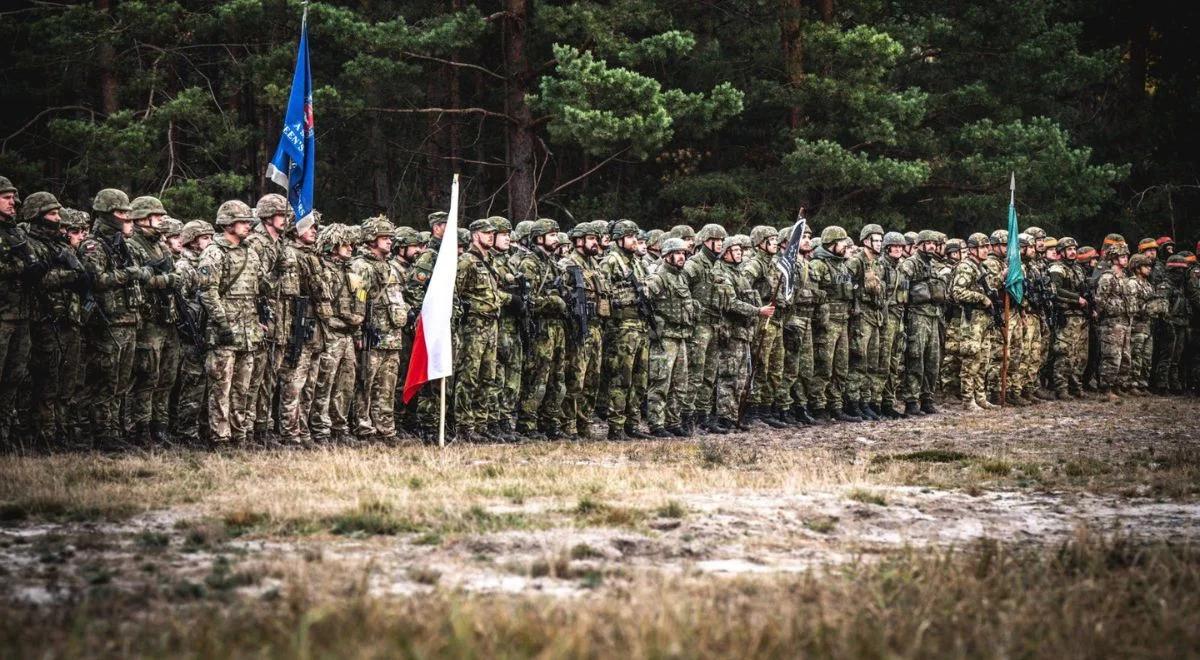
216;327;236;346
21;261;49;284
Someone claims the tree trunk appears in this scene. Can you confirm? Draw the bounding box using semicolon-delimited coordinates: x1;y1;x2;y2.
504;0;537;222
96;0;119;114
780;0;804;130
817;0;833;23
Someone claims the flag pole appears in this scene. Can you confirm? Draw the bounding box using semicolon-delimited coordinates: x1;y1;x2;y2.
438;377;446;448
999;172;1015;407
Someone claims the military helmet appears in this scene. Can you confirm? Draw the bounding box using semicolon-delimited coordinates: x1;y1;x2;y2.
528;219;555;240
750;225;778;247
1024;226;1046;239
646;229;665;249
92;188;132;214
427;211;448;227
128;195;168;221
859;223;884;241
1076;246;1098;261
917;229;940;243
180;220;215;245
1042;236;1058;250
661;237;688;255
417;230;431;244
1017;233;1033;248
932;231;947;243
820;225;849;244
361;216;396;240
555;231;569;245
720;235;745;254
883;231;907;248
1166;254;1190;269
944;238;964;253
1057;236;1078;249
1137;237;1158;253
989;229;1008;245
0;176;17;196
567;223;588;239
536;217;561;233
215;200;255;226
611;219;640;239
1156;236;1175;248
488;216;512;233
254;193;291;220
778;225;794;244
469;218;498;233
456;228;471;246
1102;233;1126;248
669;224;696;240
59;208;90;231
393;225;420;247
161;217;184;237
19;191;61;222
513;220;533;242
1104;242;1129;258
696;223;728;243
1128;253;1151;270
966;232;990;248
903;230;919;245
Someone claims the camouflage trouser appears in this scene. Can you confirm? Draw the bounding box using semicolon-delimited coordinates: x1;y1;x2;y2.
903;311;941;404
1098;319;1132;390
783;311;815;408
454;314;498;434
987;313;1023;396
848;308;883;402
1129;320;1154;389
131;322;181;428
354;348;401;438
685;318;720;416
812;312;849;410
205;347;256;443
393;330;413;428
86;324;138;440
880;310;906;407
751;319;784;407
58;326;84;433
1153;323;1187;390
312;332;356;437
941;312;963;399
28;321;74;442
1051;315;1088;394
518;321;566;433
1014;313;1044;394
172;350;206;441
716;336;751;419
279;342;321;441
647;335;688;429
951;310;991;402
564;323;602;436
0;319;30;430
251;343;285;433
496;315;523;425
604;319;649;429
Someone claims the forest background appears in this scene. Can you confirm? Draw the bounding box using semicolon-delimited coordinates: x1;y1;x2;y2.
1;0;1196;243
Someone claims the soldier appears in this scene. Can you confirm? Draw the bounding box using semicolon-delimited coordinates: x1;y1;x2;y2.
310;224;365;444
0;176;38;446
903;231;919;257
643;237;693;437
172;220;214;444
1047;237;1090;398
898;230;946;415
277;216;327;446
714;235;774;430
876;231;908;418
599;219;652;440
947;233;995;411
669;225;697;255
741;225;788;428
491;217;524;438
455;218;510;442
1154;254;1191;393
555;232;571;258
516;219;568;439
560;221;608;440
404;211;447;433
810;225;860;422
390;226;424;428
846;224;887;420
779;223;819;424
1189;252;1200;394
80;189;149;449
981;230;1022;404
126;196;181;445
56;209;91;445
937;238;963;397
1126;253;1165;395
1012;233;1045;403
244;194;292;444
683;224;728;434
644;229;665;266
196;201;264;446
19;193;85;448
351;218;408;443
1094;244;1133;401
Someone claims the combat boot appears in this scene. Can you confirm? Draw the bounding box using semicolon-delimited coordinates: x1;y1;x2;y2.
625;424;653;440
681;412;696;436
904;401;923;417
150;423;173;447
791;405;816;425
858;401;881;421
650;427;674;439
758;408;789;429
976;396;998;410
701;414;728;435
668;425;688;437
811;407;831;423
607;426;628;442
878;403;903;420
963;398;983;412
919;400;939;415
834;404;861;423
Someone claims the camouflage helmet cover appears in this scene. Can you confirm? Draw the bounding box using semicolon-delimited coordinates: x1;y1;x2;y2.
859;223;884;241
456;228;471;246
1024;226;1046;239
128;195;168;221
513;219;533;241
488;216;512;233
966;232;991;248
944;238;965;253
0;176;17;196
254;193;291;219
749;225;778;247
882;231;907;248
669;224;696;240
821;225;849;243
215;200;255;226
661;237;688;254
427;211;448;227
360;216;396;240
180;220;215;245
528;219;555;240
646;228;665;249
160;217;184;237
92;188;132;214
1057;236;1078;249
18;191;61;222
989;229;1009;245
611;219;640;239
59;208;91;231
696;223;728;243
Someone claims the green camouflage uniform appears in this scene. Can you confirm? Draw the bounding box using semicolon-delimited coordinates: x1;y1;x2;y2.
846;248;886;408
783;252;820;415
492;246;524;431
809;246;854;412
1048;256;1089;396
0;190;34;443
127;222;181;440
879;251;908;414
278;238;328;443
683;246;724;424
1095;266;1133;393
516;243;568;435
715;252;762;421
311;241;365;441
351;243;409;440
643;250;692;432
898;250;945;407
172;245;207;443
599;242;650;434
981;253;1021;399
1153;260;1190;391
742;242;785;412
454;244;508;438
559;247;607;438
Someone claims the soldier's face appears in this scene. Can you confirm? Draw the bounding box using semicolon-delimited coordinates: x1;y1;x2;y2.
147;213;166;230
120;218;135;237
231;220;251;239
620;235;638;251
725;245;743;263
887;245;904;259
705;238;723;254
64;227;85;249
1064;247;1077;260
684;239;695;252
403;246;422;261
44;209;61;223
636;238;647;255
1035;239;1045;252
475;231;495;250
0;192;15;218
335;243;353;259
167;236;185;254
193;235;213;251
583;235;599;254
763;237;780;254
298;225;318;245
374;236;393;254
432;223;446;239
1163;243;1175;256
864;235;881;254
495;232;512;251
1115;255;1129;269
799;235;812;251
270;214;289;232
1143;248;1157;260
667;251;686;267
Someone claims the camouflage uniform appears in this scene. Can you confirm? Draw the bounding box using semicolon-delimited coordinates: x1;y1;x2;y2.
1047;241;1089;397
809;229;855;417
898;235;946;413
404;212;446;431
559;223;608;439
516;221;568;437
715;237;764;425
845;227;886;417
599;221;651;438
1094;254;1133;396
742;226;786;422
1153;256;1191;392
455;220;510;440
1015;242;1046;400
643;238;693;434
80;190;147;446
947;239;993;409
278;230;328;444
683;225;726;432
351;219;409;441
491;218;524;433
171;222;212;443
981;241;1021;401
126;197;181;443
782;246;820;421
878;233;909;417
0;177;35;444
1127;255;1166;391
197;201;264;444
244;196;290;440
311;225;366;441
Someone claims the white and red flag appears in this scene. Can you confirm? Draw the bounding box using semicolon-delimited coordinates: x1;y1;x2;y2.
401;174;459;404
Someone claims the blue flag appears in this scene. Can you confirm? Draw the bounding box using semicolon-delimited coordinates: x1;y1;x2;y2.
1004;173;1024;305
266;16;315;228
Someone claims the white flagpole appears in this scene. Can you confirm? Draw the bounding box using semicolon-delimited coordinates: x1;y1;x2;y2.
438;377;447;448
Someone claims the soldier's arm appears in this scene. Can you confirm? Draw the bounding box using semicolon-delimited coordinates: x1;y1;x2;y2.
950;264;988;306
81;241;136;291
197;250;231;334
1048;266;1079;305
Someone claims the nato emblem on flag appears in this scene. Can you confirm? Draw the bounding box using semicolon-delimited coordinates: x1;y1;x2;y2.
266;18;315;231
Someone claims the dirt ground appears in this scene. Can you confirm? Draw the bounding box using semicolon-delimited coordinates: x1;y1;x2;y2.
1;395;1198;656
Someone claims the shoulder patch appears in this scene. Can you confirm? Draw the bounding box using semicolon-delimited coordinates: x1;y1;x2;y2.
416;271;429;283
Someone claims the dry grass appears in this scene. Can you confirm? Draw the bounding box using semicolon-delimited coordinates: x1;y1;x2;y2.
1;534;1196;658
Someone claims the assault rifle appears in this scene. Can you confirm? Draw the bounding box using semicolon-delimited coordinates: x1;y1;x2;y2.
510;274;538;350
284;296;314;368
565;265;592;346
626;266;659;341
978;272;1005;329
358;300;381;390
173;288;207;360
